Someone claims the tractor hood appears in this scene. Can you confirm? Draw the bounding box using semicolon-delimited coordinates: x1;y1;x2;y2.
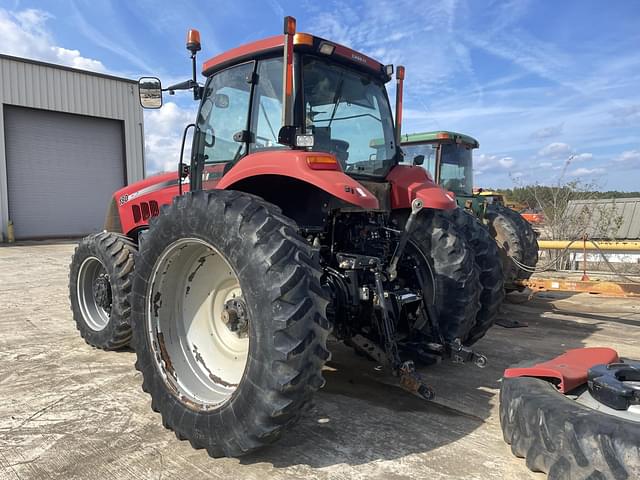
114;172;184;206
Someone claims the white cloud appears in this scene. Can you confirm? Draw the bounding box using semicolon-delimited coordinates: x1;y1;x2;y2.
573;152;593;162
498;156;515;168
539;161;553;168
616;149;640;164
610;104;640;123
0;8;106;72
538;142;572;158
569;167;605;177
144;102;197;174
531;123;564;140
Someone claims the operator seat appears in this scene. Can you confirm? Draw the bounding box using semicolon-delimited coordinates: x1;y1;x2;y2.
313;127;349;168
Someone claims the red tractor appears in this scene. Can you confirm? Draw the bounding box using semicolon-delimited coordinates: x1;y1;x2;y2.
69;17;503;456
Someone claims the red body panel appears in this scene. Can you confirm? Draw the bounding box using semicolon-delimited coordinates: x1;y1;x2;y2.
202;34;384;77
386;165;457;211
217;151;379;209
203;35;281;74
112;152;380;236
114;172;186;235
503;347;619;393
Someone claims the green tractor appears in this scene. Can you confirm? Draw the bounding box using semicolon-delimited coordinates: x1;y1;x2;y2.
400;131;539;290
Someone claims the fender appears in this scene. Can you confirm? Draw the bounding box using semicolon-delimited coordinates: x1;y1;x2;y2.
217;150;379;209
386;164;457;211
504;347;619;393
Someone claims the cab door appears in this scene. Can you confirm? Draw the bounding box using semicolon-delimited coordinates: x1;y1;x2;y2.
192;61;255;188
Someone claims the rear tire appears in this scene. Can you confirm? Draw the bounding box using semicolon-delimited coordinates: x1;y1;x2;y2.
500;376;640;479
486;204;538;289
69;232;136;350
450;208;505;345
131;191;330;457
402;209;481;343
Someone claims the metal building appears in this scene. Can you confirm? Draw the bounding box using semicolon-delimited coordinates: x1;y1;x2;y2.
0;54;144;240
566;197;640;240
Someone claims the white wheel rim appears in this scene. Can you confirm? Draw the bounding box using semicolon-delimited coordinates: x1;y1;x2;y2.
146;238;249;410
77;256;111;331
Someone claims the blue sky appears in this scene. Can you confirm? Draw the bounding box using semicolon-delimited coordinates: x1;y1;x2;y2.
1;0;639;190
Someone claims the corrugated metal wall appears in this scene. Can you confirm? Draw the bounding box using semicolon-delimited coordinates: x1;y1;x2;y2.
566;197;640;240
0;54;144;239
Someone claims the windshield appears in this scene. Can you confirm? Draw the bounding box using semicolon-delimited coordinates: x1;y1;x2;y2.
440;143;473;195
400;143;437;177
302;56;396;177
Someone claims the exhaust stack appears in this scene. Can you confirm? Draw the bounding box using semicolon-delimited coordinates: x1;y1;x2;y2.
395;66;405;153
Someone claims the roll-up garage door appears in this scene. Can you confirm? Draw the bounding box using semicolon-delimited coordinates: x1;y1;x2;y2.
4;106;126;239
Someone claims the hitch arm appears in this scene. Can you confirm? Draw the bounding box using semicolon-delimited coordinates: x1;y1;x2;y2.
388;198;424;280
372;268;435;400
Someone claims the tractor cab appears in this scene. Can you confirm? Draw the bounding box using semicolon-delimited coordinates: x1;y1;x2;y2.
400;131;480;213
139;18;399;196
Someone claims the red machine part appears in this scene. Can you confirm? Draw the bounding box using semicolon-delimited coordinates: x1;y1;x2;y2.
202;34;384;77
113;152;380;235
386;164;457;211
217;150;379;209
503;347;620;393
521;212;544;224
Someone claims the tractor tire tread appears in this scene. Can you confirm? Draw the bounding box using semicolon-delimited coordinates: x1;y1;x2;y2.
451;208;505;345
131;190;330;457
68;231;137;350
500;376;640;480
409;210;482;342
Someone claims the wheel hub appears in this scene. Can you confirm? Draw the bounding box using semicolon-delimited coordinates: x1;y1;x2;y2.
93;273;112;312
221;298;248;337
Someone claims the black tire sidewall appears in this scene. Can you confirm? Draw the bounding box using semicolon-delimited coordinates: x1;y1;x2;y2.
69;232;134;349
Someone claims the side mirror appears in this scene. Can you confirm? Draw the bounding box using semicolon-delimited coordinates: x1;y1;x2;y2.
138;77;162;109
413;154;425;166
214;93;229;109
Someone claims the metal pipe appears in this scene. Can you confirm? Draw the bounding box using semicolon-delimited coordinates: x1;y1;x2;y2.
394;66;405;153
581;234;590;281
538;240;640;251
281;16;296;130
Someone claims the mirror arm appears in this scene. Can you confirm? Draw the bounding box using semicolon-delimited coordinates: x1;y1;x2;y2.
163;79;199;94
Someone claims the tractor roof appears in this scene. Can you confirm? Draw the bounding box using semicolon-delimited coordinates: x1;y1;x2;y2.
400;131;479;148
202;33;389;80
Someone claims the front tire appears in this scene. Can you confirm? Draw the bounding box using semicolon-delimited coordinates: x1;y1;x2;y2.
69;232;136;350
131;191;330;457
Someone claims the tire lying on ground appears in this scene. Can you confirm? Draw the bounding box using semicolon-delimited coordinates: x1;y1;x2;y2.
500;376;640;479
131;190;331;457
485;203;539;289
69;231;137;350
397;209;481;343
449;208;505;345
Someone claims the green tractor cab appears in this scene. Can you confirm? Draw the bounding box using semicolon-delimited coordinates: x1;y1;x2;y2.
400;131;486;217
400;131;539;291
